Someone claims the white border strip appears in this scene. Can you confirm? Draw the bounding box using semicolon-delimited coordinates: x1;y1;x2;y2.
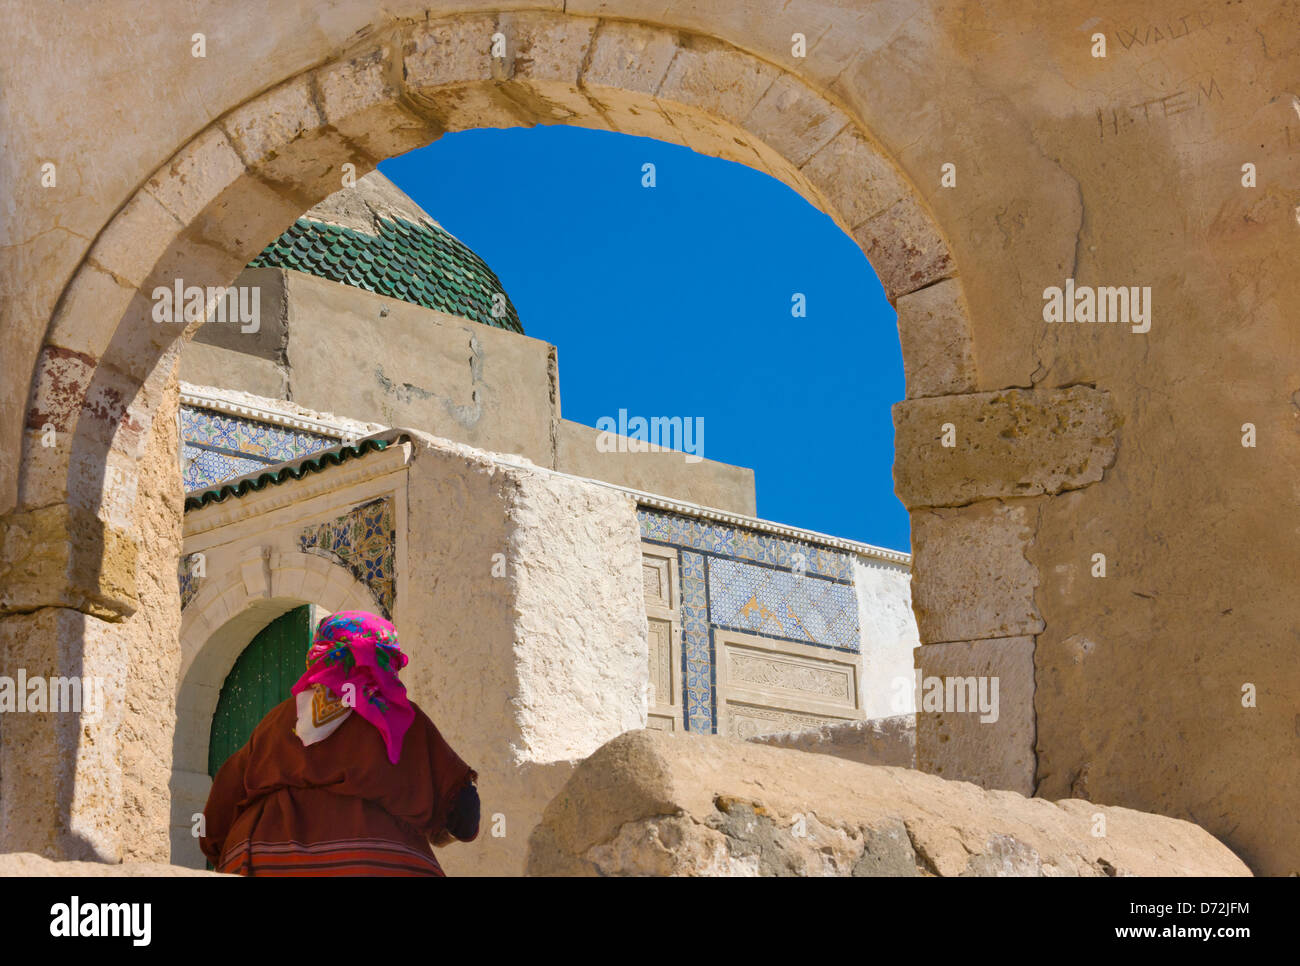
490;453;911;566
180;386;353;440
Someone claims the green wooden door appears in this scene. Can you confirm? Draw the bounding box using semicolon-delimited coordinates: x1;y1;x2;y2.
208;605;314;778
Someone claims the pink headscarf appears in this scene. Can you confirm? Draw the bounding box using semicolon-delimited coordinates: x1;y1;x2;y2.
290;611;415;764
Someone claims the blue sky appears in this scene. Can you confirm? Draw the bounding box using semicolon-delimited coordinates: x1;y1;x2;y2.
381;125;909;551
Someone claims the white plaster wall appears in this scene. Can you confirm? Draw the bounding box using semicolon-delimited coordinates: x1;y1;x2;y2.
401;430;647;876
508;467;648;762
853;558;920;719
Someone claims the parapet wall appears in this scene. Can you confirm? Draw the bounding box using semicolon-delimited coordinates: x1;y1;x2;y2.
526;730;1250;877
402;429;648;875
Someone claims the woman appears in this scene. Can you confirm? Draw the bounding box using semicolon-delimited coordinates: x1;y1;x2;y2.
201;610;480;875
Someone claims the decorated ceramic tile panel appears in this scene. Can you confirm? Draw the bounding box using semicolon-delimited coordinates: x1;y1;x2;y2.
180;405;340;491
638;508;861;734
298;497;397;619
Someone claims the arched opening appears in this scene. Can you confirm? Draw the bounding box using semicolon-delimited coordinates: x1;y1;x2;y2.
6;12;1005;873
207;605;314;779
379;123;909;547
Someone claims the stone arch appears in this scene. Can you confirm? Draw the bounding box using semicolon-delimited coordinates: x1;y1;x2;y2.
169;549;382;865
8;10;1048;867
13;10;973;621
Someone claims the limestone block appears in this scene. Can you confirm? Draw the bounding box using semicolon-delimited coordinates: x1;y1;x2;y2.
315;43;440;162
657;37;778;126
893;386;1119;508
402;18;535;132
741;72;848;168
896;278;978;398
44;266;136;366
222;76;321;170
737;123;836;215
147;150;296;293
185;174;304;265
239;552;269;599
915;636;1037;795
223;78;369;206
575;22;682;143
84;444;148;533
404;16;500;91
23;345;95;440
143;226;250;298
584;89;685;146
582;21;679;97
85;190;182;290
909;501;1043;643
0;504;138;618
853;195;955;301
16;426;73;512
71;335;175;453
526;730;1249;876
497;14;604;125
144;127;246;226
91;287;184;386
424;84;535;134
658;103;766;169
501;12;594;82
799;126;907;233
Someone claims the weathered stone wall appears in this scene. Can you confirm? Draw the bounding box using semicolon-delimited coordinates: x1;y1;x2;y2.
119;369;183;862
527;730;1250;876
286;270;558;465
0;369;182;862
1;1;1296;875
180;267;291;399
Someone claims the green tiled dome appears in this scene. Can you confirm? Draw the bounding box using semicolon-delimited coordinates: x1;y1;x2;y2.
249;216;523;334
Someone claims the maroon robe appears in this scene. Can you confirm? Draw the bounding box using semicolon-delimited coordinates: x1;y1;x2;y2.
201;697;476;876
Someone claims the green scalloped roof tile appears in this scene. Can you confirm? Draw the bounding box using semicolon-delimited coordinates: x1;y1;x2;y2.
248;216;522;333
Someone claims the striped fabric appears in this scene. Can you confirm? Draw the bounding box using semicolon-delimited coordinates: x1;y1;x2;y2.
218;837;445;877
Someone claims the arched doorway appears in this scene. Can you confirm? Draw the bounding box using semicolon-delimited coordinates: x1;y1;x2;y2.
6;11;1011;871
207;605;315;778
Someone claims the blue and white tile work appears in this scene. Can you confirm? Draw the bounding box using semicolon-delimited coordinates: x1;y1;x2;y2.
180;404;340;491
638;507;862;734
179;565;200;611
299;497;397;619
